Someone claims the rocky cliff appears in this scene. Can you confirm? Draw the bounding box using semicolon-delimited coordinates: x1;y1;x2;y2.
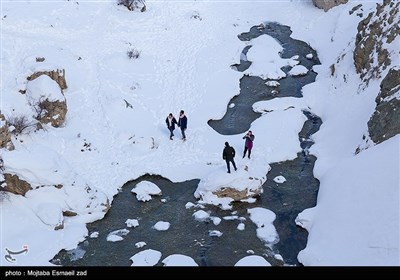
353;0;400;144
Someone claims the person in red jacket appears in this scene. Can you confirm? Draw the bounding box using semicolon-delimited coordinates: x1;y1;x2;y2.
242;131;255;159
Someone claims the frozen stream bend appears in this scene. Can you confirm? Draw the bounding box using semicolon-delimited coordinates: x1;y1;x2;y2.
53;22;321;266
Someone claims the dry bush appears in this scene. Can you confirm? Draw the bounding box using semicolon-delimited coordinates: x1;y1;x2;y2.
6;114;34;135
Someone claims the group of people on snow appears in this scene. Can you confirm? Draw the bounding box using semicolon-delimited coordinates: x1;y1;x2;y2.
165;110;187;141
166;111;254;174
223;131;254;173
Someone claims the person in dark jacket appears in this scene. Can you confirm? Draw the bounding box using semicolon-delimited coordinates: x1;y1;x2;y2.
177;110;188;140
165;113;178;140
223;142;237;173
242;130;255;159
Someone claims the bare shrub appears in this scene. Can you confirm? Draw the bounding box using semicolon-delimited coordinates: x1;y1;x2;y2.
6;114;34;135
29;95;47;120
127;48;140;60
118;0;146;12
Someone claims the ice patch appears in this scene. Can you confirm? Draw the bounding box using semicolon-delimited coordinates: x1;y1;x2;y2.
237;223;245;231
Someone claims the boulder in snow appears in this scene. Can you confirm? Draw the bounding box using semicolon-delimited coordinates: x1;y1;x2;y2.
131;181;162;202
312;0;348;12
1;173;32;196
26;75;67;128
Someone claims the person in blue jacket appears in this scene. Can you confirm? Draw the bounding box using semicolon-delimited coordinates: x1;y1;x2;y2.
177;110;188;140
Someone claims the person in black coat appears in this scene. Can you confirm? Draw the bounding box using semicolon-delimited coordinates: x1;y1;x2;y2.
223;142;237;173
165;113;178;140
177;110;188;140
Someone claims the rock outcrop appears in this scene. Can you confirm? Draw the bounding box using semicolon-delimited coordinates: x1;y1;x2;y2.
36;99;67;128
26;72;68;128
0;113;15;150
1;173;32;196
354;0;399;82
213;186;262;201
312;0;348;12
27;69;67;90
368;67;400;144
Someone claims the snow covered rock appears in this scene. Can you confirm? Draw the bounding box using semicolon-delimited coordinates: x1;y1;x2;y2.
135;242;147;248
107;229;130;242
209;230;223;237
234;255;271;266
26;74;67;128
273;175;286;184
192;210;210;222
125;218;139;228
194;168;266;210
248;207;279;246
131;181;162;202
130;249;161;266
153;221;170;231
162;254;198;266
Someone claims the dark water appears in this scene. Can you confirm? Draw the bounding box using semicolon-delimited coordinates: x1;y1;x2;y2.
53;22;322;266
52;176;275;266
209;22;320;135
52;110;321;266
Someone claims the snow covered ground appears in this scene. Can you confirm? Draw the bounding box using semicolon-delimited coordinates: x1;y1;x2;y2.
1;0;398;266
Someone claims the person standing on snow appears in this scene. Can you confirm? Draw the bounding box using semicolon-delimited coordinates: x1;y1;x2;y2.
223;142;237;173
165;113;178;140
242;130;255;159
177;110;188;140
